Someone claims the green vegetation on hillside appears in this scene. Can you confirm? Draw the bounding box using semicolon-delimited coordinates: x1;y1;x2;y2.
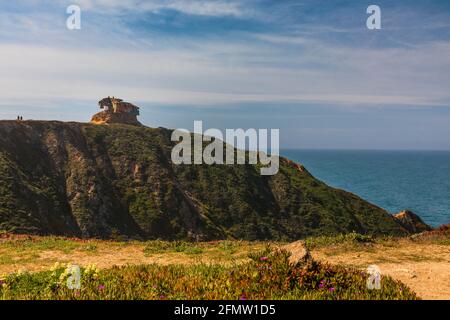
0;120;408;240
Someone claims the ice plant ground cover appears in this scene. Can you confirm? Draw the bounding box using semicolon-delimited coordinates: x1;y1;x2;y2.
0;248;417;300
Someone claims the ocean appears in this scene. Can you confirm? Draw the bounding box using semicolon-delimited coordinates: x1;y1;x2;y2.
281;149;450;228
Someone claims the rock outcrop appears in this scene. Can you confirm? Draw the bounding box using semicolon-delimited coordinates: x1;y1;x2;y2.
394;210;432;233
91;111;141;126
91;97;141;126
280;240;311;265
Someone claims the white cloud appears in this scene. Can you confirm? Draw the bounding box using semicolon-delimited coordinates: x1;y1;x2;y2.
1;2;450;109
159;1;243;17
252;34;308;45
60;0;244;17
1;40;449;108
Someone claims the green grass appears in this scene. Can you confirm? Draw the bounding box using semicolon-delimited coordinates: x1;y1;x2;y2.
305;232;375;249
1;236;81;254
143;240;204;255
81;244;98;252
0;248;418;300
142;240;250;256
0;255;14;265
217;240;240;254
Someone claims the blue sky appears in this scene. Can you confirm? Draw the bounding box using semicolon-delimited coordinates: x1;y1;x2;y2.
1;0;450;149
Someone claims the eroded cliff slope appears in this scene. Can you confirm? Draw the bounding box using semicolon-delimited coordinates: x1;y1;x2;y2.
0;120;409;240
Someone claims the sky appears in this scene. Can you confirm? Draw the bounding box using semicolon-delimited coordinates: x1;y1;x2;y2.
0;0;450;150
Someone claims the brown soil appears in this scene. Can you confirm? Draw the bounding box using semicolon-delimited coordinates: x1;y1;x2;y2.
311;240;450;300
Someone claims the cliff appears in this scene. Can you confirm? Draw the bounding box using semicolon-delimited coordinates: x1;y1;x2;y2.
91;110;141;126
394;210;433;233
0;120;412;240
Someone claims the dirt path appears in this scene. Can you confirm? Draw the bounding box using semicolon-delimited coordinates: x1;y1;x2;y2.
311;241;450;300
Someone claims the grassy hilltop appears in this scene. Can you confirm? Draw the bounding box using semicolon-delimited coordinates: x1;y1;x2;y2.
0;120;409;240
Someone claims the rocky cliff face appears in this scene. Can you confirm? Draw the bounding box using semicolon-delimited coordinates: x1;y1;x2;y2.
394;210;432;233
0;120;411;240
91;111;141;126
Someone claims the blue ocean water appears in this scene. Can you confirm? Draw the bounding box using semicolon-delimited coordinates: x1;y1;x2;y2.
281;149;450;227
